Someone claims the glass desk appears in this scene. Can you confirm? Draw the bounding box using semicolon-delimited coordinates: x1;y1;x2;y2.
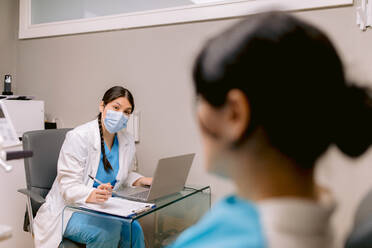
0;225;12;242
62;186;211;248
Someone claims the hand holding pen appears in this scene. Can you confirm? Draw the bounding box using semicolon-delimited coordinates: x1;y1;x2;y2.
86;175;114;204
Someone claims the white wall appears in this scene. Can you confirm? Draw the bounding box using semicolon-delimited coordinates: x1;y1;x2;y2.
1;3;372;248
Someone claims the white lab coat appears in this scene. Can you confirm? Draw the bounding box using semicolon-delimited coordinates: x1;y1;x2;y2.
33;119;143;248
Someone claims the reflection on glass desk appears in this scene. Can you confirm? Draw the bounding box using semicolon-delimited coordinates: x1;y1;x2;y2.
0;225;12;242
62;185;211;248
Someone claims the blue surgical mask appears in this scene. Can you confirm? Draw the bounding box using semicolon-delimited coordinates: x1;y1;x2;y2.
104;110;129;133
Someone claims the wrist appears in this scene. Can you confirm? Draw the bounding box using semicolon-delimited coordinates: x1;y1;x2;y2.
85;188;96;203
132;177;144;186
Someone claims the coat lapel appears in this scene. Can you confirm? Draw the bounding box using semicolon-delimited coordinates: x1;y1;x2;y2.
88;119;102;187
115;130;129;188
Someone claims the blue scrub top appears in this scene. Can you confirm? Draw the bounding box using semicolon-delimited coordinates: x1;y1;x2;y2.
94;135;120;188
169;195;266;248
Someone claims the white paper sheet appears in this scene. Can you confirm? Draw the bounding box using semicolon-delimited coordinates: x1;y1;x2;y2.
81;197;155;218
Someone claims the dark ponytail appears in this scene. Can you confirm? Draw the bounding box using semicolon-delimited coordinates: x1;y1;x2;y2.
193;12;372;168
98;86;135;172
333;85;372;157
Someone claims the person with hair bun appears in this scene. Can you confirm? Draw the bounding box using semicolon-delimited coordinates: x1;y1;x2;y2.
170;12;372;248
33;86;152;248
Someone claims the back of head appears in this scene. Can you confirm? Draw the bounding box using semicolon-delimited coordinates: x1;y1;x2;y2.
194;12;372;167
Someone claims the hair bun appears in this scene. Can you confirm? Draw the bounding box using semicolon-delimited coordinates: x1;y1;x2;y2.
333;85;372;157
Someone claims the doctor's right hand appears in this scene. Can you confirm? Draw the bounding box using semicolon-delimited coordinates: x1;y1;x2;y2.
86;183;113;203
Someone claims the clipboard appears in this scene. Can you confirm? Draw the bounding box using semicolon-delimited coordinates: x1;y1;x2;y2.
81;197;156;218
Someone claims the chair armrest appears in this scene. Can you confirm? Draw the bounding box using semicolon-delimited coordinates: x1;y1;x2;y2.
17;188;46;204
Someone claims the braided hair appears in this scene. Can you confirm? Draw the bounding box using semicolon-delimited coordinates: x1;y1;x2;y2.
98;86;135;172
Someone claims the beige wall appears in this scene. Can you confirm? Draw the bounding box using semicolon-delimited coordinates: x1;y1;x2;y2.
0;0;18;87
16;9;239;201
1;3;371;248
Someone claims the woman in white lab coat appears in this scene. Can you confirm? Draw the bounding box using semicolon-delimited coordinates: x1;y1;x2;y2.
33;86;152;248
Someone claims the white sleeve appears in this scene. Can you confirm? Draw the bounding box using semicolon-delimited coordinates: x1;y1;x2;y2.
124;148;143;187
57;131;94;204
126;171;143;187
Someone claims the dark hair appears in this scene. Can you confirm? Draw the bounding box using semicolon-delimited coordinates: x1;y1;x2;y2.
98;86;134;172
194;12;372;168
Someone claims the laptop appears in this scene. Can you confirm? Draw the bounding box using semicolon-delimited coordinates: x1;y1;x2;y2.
116;153;195;202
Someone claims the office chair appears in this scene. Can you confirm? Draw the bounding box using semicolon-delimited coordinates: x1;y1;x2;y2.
17;129;85;248
345;189;372;248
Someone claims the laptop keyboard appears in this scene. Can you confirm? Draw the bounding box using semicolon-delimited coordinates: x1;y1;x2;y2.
130;190;149;199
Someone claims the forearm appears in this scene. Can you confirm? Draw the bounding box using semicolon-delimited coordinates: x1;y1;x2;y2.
125;171;143;187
